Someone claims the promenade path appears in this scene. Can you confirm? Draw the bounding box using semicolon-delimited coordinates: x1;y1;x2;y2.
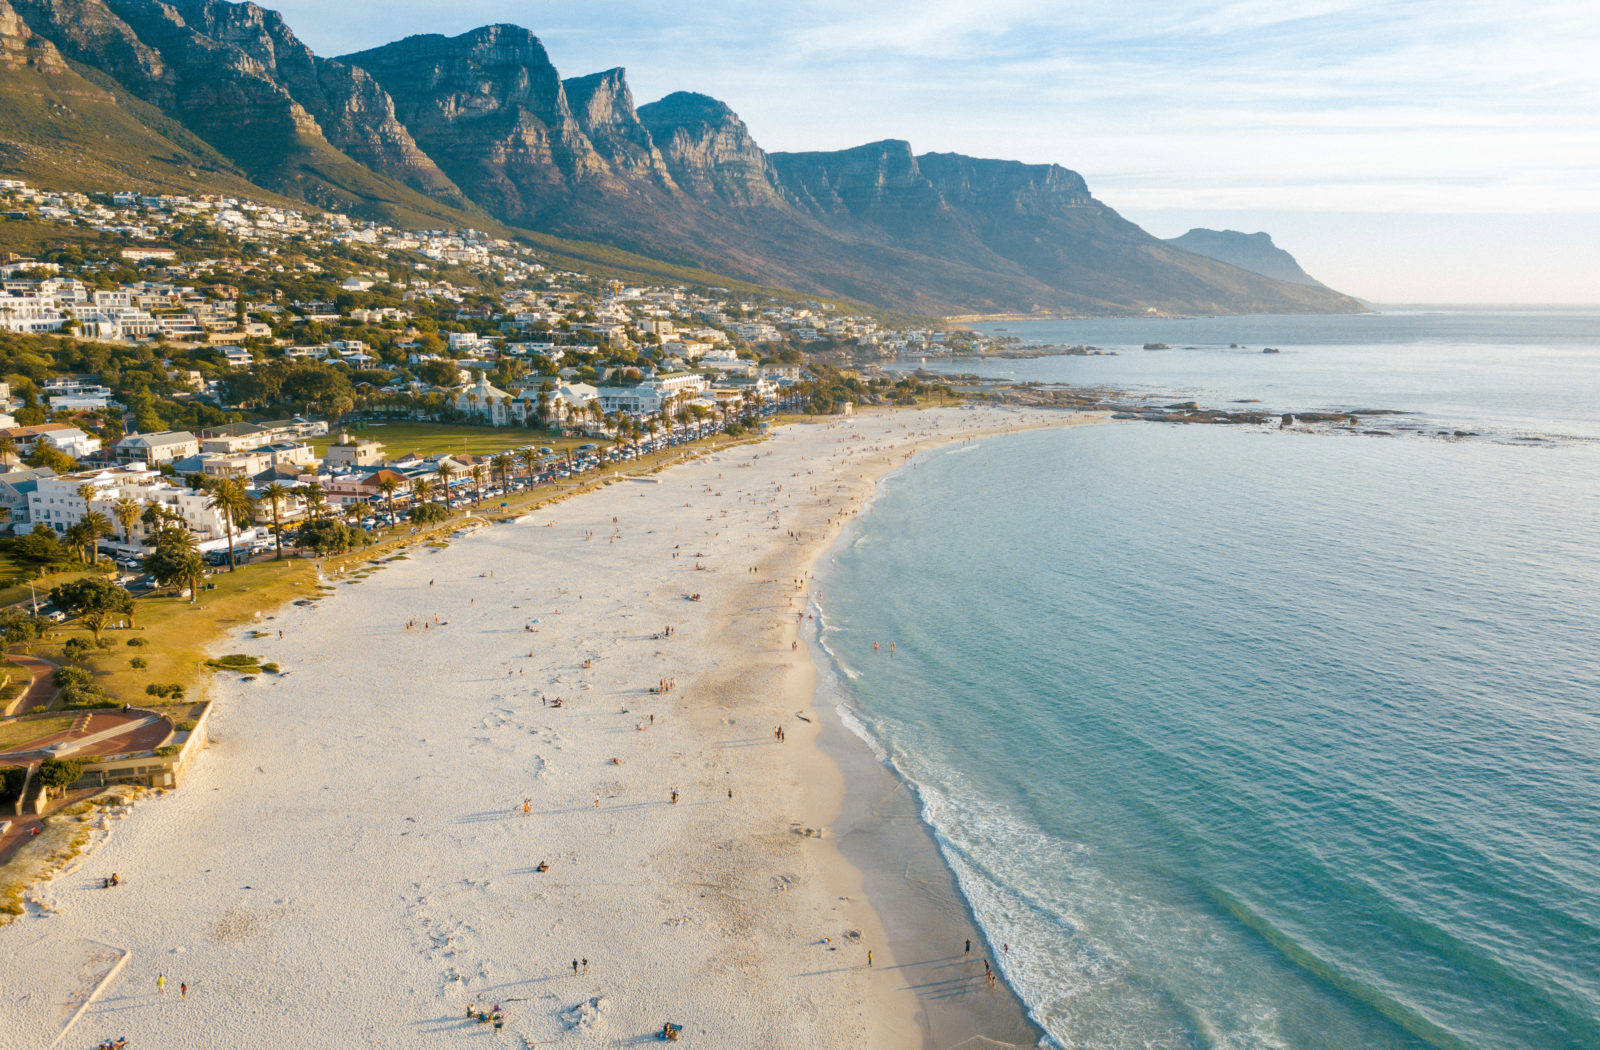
4;654;56;716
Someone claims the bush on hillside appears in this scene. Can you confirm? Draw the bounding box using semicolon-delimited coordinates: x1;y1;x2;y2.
53;665;92;689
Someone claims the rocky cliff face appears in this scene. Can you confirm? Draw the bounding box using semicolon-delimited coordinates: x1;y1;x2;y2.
0;0;67;71
345;25;614;223
636;92;786;207
153;0;462;200
562;67;673;188
1164;228;1327;288
9;0;166;94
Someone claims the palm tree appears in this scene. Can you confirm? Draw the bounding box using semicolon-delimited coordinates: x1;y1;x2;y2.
0;435;17;468
434;459;456;504
518;447;538;488
469;463;485;504
112;497;141;548
81;511;114;563
410;476;434;509
63;521;92;565
299;481;328;522
205;477;256;571
260;482;292;559
535;383;553;428
76;482;98;510
491;454;511;495
376;474;402;526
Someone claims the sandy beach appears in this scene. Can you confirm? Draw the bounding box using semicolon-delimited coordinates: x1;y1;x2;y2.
1;405;1098;1049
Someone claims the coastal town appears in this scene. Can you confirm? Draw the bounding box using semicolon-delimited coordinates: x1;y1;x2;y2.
0;174;989;888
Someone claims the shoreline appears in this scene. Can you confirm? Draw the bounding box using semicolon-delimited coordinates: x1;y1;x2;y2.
0;405;1097;1048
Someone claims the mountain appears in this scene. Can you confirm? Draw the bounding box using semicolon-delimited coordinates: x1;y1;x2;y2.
0;0;268;195
1164;229;1327;288
0;0;1365;316
7;0;483;224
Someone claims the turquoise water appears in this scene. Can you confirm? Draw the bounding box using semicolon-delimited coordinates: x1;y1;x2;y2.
818;315;1600;1049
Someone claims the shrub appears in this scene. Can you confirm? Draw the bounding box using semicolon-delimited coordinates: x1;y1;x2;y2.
61;637;92;661
153;745;181;757
60;683;118;709
409;502;450;525
53;666;92;689
175;719;197;732
213;654;258;668
145;683;185;700
260;662;280;675
129;657;147;669
37;758;84;791
127;637;148;647
97;637;116;649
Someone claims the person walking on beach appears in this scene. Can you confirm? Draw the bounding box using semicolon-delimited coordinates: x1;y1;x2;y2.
156;975;166;994
965;939;971;955
180;982;187;999
867;950;873;967
572;959;579;975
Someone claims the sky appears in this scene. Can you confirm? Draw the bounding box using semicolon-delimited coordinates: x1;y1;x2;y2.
273;0;1599;304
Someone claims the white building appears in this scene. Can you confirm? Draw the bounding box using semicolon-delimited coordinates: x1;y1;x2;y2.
28;466;255;553
114;431;200;465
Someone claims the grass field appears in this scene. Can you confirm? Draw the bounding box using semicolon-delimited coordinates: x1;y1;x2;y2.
0;549;105;610
313;421;588;460
0;711;74;752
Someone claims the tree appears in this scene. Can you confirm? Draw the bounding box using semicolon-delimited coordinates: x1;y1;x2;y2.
112;497;141;546
48;576;134;642
204;477;256;571
295;518;371;555
25;443;76;473
409;501;450;525
14;523;73;570
376;474;402;526
434;459;455;504
0;435;16;467
469;463;484;504
81;511;114;563
260;482;292;559
491;454;511;494
299;481;328;522
143;528;204;601
518;447;538;488
38;758;84;793
63;521;93;564
410;477;434;507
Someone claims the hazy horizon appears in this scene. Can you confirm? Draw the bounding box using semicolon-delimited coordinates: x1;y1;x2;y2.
253;0;1600;307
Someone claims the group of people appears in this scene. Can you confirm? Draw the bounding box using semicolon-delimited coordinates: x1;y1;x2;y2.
466;1002;505;1028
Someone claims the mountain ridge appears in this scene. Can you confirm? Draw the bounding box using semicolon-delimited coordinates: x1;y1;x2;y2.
1;0;1364;317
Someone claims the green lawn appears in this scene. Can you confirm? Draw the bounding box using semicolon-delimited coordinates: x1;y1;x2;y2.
0;548;105;610
0;712;74;752
313;422;587;460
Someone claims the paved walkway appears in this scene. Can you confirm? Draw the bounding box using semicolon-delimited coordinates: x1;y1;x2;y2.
5;654;57;716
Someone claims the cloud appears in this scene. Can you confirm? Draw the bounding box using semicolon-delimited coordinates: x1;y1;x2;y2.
259;0;1600;298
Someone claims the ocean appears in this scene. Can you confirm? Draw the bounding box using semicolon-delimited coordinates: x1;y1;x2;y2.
813;309;1600;1049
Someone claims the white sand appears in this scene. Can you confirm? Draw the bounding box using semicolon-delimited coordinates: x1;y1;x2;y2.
0;406;1096;1049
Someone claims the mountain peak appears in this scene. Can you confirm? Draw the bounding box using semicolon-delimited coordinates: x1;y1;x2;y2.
1166;228;1326;288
